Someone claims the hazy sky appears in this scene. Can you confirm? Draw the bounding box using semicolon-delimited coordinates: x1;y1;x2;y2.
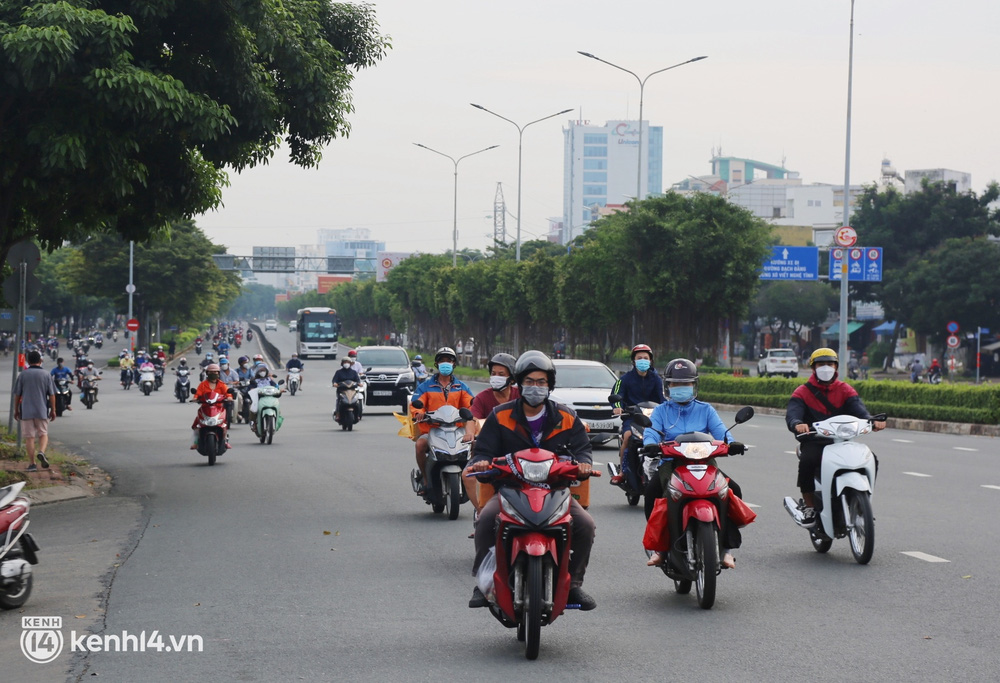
195;0;1000;257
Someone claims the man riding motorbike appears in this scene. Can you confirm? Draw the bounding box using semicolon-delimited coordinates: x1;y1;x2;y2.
50;357;74;410
331;358;361;422
347;349;364;377
411;354;429;382
285;353;305;391
609;343;665;485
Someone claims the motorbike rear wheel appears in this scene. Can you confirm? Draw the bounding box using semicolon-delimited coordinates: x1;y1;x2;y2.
693;521;718;610
626;491;641;507
525;555;543;660
674;579;692;594
846;490;874;564
445;471;462;520
0;562;32;609
811;531;833;554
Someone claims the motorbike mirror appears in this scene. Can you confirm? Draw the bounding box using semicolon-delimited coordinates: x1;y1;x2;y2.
459;408;474;421
734;406;755;424
410;399;424;410
632;413;653;428
608;393;624;404
278;380;285;385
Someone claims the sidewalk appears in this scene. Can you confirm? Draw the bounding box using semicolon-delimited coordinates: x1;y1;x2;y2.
2;450;112;505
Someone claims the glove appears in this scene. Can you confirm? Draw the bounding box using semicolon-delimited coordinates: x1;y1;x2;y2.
641;444;661;456
727;441;745;455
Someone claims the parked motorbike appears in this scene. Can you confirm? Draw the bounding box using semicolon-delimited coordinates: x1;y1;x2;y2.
468;449;599;660
80;373;101;409
409;400;474;520
174;367;192;403
287;367;302;396
139;365;156;396
191;389;229;466
783;413;885;564
606;394;660;507
54;377;72;416
333;380;362;430
637;406;754;609
0;482;40;609
254;383;284;445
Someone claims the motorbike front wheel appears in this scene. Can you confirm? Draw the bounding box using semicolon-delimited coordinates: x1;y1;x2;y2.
205;433;218;466
265;414;275;445
444;471;462;520
525;555;543;660
846;490;874;564
290;382;297;396
693;521;718;610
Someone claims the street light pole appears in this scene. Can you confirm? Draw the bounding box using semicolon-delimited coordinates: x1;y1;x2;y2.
470;105;573;262
413;143;499;266
578;52;707;200
837;0;856;364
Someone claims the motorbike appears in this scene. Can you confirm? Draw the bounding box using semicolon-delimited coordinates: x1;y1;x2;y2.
246;329;253;342
412;361;429;383
606;394;660;507
333;380;362;430
112;330;118;342
195;341;203;355
236;379;252;424
254;383;284;445
139;365;156;396
54;377;72;416
191;389;230;466
637;406;754;609
783;413;885;565
468;449;599;660
0;482;40;609
153;365;164;391
80;373;101;409
287;367;302;396
927;367;943;384
94;337;103;350
174;367;192;403
408;400;474;520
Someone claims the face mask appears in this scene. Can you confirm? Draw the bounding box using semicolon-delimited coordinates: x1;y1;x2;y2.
670;386;694;403
635;359;651;372
521;385;549;407
815;366;836;382
438;362;454;376
207;374;219;382
342;363;351;370
489;375;509;391
257;372;268;379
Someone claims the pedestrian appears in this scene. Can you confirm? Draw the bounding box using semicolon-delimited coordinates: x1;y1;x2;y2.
14;350;57;472
168;339;176;357
860;353;870;380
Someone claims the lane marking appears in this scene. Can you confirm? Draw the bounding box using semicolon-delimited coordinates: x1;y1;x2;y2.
982;485;1000;491
784;451;797;455
746;503;761;508
892;438;914;443
901;551;950;563
953;447;978;452
902;472;932;478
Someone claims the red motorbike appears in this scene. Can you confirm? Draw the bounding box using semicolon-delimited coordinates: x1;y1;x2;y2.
1;482;39;609
192;390;230;466
470;448;600;660
637;406;754;609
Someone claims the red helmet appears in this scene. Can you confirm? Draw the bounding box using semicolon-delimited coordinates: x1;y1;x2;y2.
630;344;654;363
348;350;357;358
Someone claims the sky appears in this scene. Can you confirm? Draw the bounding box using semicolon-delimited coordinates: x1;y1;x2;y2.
195;0;1000;258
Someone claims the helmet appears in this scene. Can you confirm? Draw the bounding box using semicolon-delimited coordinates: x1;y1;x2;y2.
663;358;698;402
808;348;839;367
514;350;556;391
206;352;214;360
256;365;270;376
488;352;517;377
630;344;654;363
414;355;423;361
348;350;357;358
157;345;163;351
253;353;264;362
238;355;249;365
205;363;220;373
219;356;229;365
291;352;298;358
434;347;457;366
179;358;188;365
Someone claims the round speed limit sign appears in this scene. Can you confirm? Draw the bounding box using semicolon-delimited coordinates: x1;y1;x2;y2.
946;335;960;349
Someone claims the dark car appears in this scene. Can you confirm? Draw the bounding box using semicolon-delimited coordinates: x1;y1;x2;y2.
355;346;415;414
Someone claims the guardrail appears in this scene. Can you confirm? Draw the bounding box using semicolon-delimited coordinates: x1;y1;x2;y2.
248;323;281;369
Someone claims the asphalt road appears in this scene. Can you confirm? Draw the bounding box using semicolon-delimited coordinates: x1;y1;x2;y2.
2;331;999;682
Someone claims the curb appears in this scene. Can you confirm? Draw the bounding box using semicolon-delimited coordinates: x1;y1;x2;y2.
26;483;96;505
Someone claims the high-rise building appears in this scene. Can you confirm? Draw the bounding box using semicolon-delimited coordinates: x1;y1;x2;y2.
562;120;662;243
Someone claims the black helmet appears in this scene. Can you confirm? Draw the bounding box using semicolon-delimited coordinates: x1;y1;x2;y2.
663;357;699;402
514;350;556;391
434;347;457;365
488;352;516;377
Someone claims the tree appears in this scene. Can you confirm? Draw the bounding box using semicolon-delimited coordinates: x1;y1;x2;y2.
754;280;838;345
227;283;281;320
35;247;113;334
0;1;390;262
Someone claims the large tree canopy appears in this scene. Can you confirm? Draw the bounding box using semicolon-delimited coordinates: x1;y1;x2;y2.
0;1;389;261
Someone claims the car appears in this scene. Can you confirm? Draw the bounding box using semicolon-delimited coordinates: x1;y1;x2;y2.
549;359;622;448
355;346;415;414
264;319;277;331
757;348;799;378
288;320;297;332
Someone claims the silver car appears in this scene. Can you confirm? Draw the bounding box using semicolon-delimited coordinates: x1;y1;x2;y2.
549;359;622;447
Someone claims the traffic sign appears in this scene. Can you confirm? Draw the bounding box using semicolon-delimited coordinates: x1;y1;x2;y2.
834;226;858;247
946;335;960;349
126;283;136;294
126;318;140;332
830;246;883;282
946;321;959;334
759;246;819;281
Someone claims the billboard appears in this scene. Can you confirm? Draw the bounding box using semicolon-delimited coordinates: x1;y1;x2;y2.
253;246;295;273
318;276;351;294
376;252;413;282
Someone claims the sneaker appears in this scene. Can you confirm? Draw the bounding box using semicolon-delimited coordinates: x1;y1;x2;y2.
567;587;596;611
26;463;38;472
37;453;49;469
469;586;489;608
800;507;817;527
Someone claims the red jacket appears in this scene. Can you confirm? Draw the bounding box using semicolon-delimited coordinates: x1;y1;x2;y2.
785;374;871;432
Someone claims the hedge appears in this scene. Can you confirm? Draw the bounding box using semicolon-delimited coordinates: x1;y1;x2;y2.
698;375;1000;425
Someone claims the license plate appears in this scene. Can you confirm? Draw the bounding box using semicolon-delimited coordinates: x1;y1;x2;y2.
587;420;615;431
372;390;393;396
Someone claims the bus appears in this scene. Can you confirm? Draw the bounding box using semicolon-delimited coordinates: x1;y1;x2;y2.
296;307;340;359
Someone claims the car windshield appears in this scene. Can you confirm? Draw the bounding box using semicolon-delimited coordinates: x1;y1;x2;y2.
770;350;795;358
357;349;409;367
555;364;618;388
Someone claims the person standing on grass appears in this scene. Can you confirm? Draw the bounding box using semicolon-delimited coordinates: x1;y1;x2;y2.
14;349;57;472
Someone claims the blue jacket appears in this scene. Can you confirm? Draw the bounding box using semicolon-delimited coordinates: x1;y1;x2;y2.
642;399;730;446
612;368;665;409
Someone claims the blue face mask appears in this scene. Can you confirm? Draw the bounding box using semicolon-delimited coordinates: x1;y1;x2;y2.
438;362;454;376
670;386;694;403
635;359;651;372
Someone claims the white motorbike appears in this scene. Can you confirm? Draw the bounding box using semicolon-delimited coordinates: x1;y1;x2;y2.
139;366;156;396
287;367;302;396
783;413;885;564
409;400;474;520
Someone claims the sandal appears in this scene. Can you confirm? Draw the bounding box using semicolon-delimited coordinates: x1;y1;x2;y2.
722;552;735;569
646;552;663;566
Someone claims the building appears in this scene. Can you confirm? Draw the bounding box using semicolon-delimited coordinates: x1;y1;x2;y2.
562;120;663;243
318;228;384;278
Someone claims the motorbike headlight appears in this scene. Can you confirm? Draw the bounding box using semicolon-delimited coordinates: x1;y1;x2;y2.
499;494;527;525
543;495;571;526
203;417;220;426
676;442;713;460
518;458;553;483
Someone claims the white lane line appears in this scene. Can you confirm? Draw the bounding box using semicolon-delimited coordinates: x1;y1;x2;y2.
954;447;978;452
892;438;914;443
902;551;950;563
982;485;1000;491
784;451;797;455
746;503;761;508
903;472;932;478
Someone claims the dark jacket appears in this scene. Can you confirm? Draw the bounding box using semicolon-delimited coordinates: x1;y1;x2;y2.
332;367;361;385
612;368;665;409
786;373;872;432
470;398;592;469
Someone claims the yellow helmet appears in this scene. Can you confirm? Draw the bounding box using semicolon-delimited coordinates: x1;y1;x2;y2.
808;347;839;367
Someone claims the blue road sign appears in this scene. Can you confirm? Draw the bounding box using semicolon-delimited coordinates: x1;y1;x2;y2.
760;246;819;280
830;246;882;282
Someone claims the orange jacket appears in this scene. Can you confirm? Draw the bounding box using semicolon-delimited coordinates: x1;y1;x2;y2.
410;374;474;435
194;379;230;402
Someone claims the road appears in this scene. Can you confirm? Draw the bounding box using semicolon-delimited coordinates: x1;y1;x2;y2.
2;330;999;682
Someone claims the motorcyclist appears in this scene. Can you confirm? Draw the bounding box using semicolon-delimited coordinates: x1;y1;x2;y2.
236;356;253;381
785;348;885;527
81;361;102;402
155;345;166;363
347;349;364;377
247;364;281;432
74;354;90;387
252;353;265;368
331;358;361;422
609;344;665;485
217;339;230;358
409;347;474;496
411;354;429;382
928;358;942;383
218;357;240;384
910;356;925;383
285;353;305;390
465;353;520;518
50;357;74;410
641;358;746;569
466;350;597;611
190;363;233;450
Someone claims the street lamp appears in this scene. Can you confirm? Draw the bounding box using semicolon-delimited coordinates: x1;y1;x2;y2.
470;104;573;262
837;0;857;365
577;52;707;201
413;142;499;267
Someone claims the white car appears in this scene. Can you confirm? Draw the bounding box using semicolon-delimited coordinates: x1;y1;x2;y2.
264;319;278;331
288;320;297;332
757;348;799;378
549;359;622;447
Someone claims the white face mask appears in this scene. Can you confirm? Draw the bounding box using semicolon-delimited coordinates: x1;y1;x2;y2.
815;366;836;382
489;375;508;391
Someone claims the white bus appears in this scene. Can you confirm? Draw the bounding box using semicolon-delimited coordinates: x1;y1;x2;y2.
295;307;340;359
